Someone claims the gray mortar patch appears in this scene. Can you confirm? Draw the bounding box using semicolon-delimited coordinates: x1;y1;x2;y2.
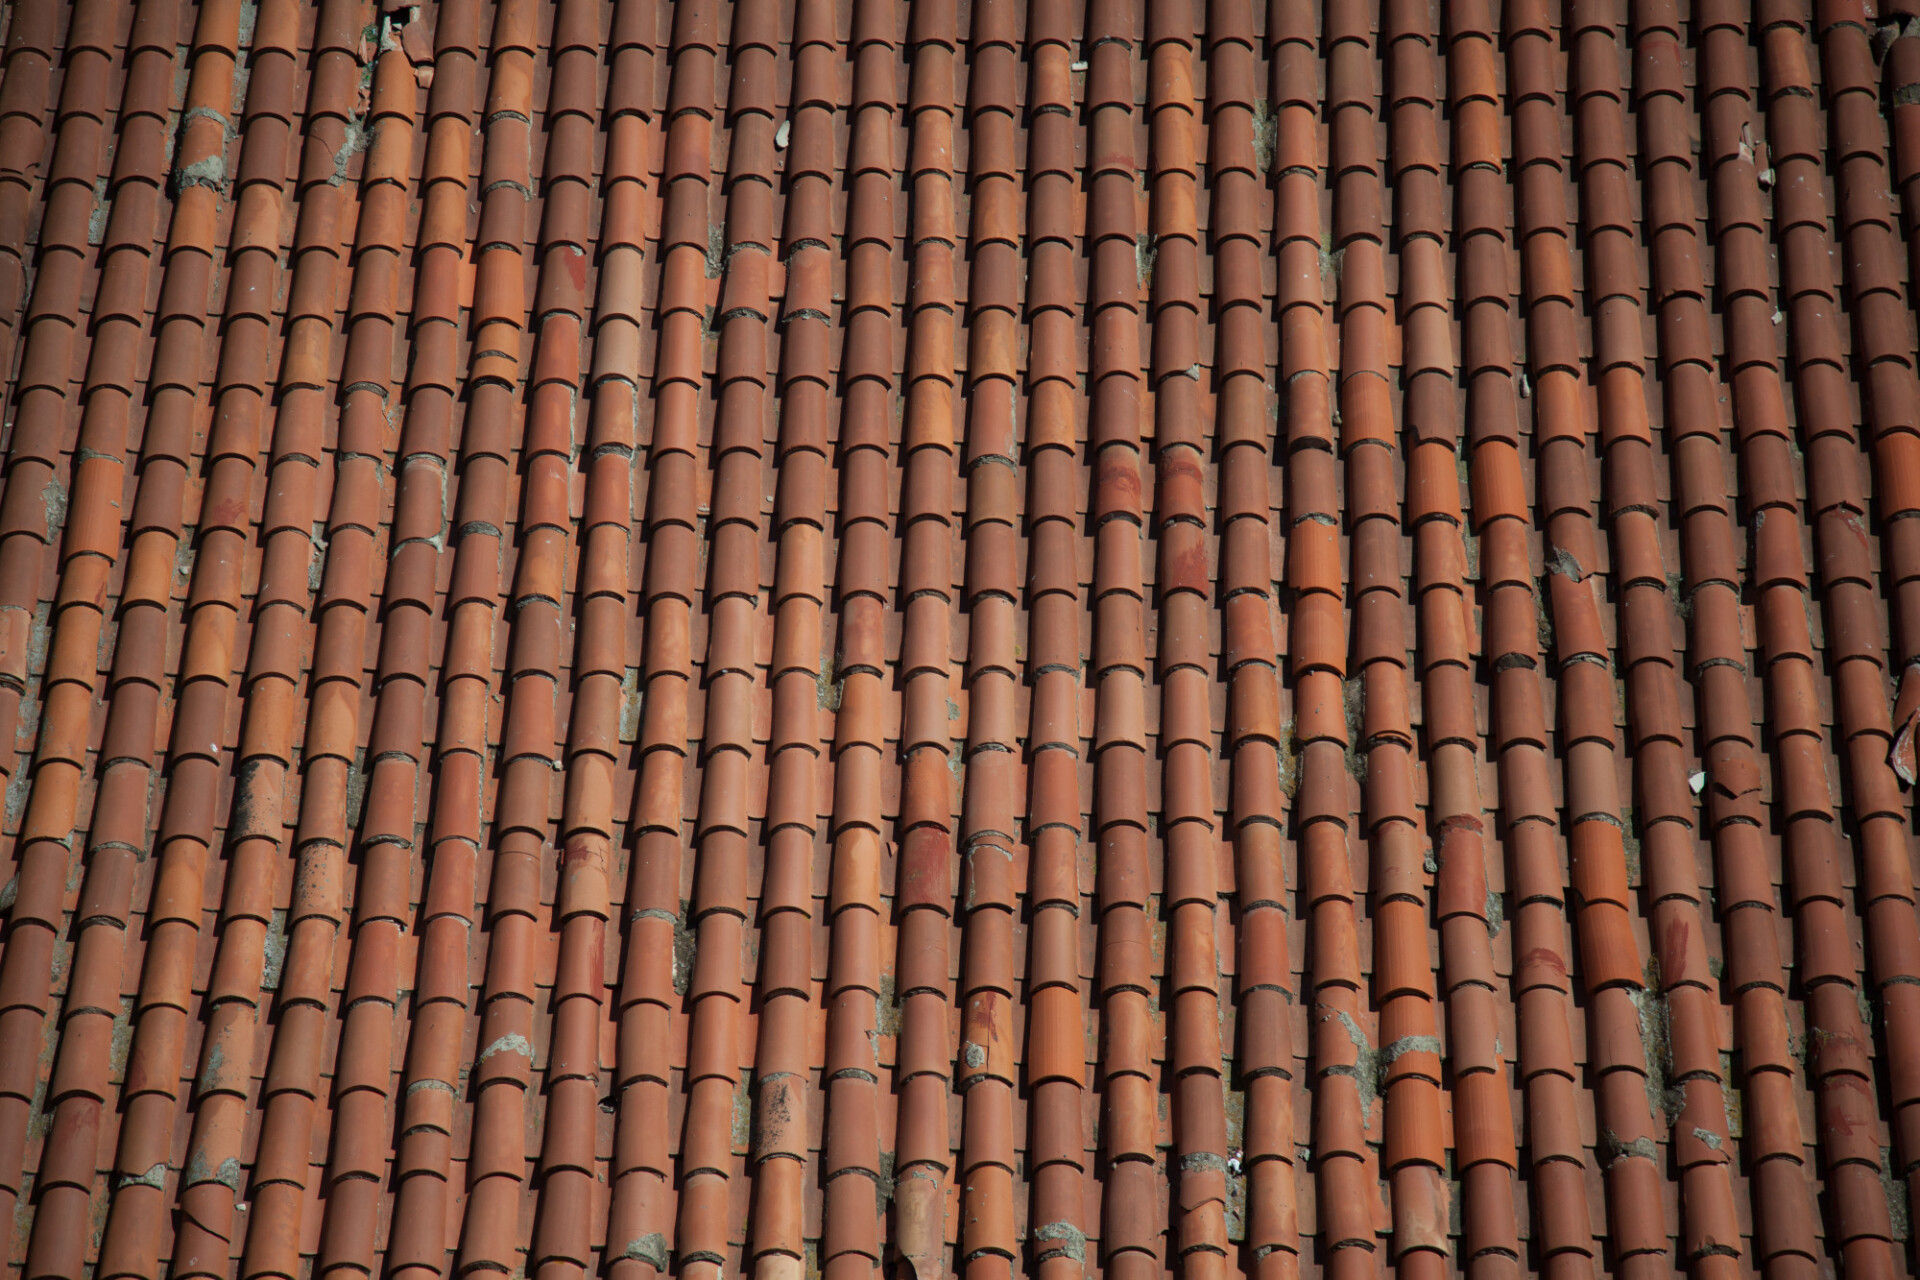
1276;719;1301;799
1883;1147;1912;1241
1547;545;1584;582
622;1232;669;1270
1252;99;1277;173
1602;1130;1658;1164
1032;1221;1087;1262
173;154;226;194
620;667;644;742
330;119;366;186
1322;1006;1377;1129
478;1033;532;1062
118;1162;167;1190
1378;1034;1442;1069
41;479;65;541
673;900;696;996
1342;678;1367;781
1631;973;1685;1122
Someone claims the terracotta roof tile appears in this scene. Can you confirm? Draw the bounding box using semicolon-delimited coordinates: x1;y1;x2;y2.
11;0;1920;1276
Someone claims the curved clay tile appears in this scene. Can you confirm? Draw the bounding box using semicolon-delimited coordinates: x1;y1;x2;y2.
744;0;824;1272
235;30;418;1280
518;6;617;1275
45;3;314;1274
611;0;693;1271
891;3;959;1272
1218;4;1302;1269
0;3;124;1231
1324;9;1448;1275
1758;5;1910;1271
377;0;495;1271
1445;4;1603;1275
1809;13;1920;1223
0;0;60;424
5;0;1920;1274
151;8;347;1275
1153;4;1231;1274
672;0;782;1272
1076;7;1160;1278
15;2;203;1271
820;2;890;1277
1642;4;1824;1274
1019;3;1090;1277
955;0;1022;1275
1506;3;1673;1270
1388;2;1521;1273
1567;5;1741;1274
1268;4;1382;1274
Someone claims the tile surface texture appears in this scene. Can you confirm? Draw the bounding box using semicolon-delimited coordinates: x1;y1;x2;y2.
8;0;1920;1276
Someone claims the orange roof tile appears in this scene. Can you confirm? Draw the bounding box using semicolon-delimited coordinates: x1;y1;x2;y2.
6;0;1920;1276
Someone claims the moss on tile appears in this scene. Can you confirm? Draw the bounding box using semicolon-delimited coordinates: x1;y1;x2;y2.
1342;677;1367;781
1632;960;1685;1122
1251;99;1277;174
816;652;841;711
1276;718;1301;799
876;972;901;1038
1883;1147;1910;1241
673;899;696;997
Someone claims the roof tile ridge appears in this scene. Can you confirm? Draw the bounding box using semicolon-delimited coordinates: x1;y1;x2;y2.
671;0;781;1272
606;0;695;1267
1506;9;1675;1269
455;0;587;1255
434;0;553;1264
1812;11;1920;950
816;2;892;1276
949;1;1027;1272
892;0;960;1266
1018;1;1091;1272
0;0;66;397
741;1;828;1269
1446;2;1603;1269
1762;7;1911;1228
1080;11;1160;1277
374;0;493;1266
1571;12;1748;1275
233;29;418;1279
0;0;126;1039
1638;3;1826;1269
1769;13;1920;1264
1208;1;1303;1270
511;5;628;1275
77;0;311;1271
3;0;205;1265
1328;8;1450;1276
1274;2;1382;1268
1153;8;1238;1273
173;0;383;1268
1387;2;1524;1270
